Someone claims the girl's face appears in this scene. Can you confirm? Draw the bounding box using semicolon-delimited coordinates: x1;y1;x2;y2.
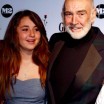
17;16;41;53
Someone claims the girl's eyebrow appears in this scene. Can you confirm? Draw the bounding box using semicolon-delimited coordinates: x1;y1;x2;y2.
19;25;37;28
19;25;29;28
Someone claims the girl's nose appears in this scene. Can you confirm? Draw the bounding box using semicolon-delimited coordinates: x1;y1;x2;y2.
29;30;35;37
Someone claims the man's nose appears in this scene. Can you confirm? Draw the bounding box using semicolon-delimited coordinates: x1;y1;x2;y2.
71;15;78;25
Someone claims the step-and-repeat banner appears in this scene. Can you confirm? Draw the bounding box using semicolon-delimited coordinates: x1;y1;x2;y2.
0;0;104;39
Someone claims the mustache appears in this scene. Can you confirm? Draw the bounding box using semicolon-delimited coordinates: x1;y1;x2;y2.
67;24;81;29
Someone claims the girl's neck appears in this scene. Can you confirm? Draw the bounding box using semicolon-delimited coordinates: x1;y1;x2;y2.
20;49;33;63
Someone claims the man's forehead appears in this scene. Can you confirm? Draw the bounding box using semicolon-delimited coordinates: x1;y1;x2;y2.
65;0;92;6
65;0;92;2
65;0;92;11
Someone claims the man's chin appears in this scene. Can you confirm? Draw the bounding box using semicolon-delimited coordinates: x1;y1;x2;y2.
65;25;91;39
66;29;87;39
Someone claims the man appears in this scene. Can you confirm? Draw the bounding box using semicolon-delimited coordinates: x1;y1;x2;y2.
47;0;104;104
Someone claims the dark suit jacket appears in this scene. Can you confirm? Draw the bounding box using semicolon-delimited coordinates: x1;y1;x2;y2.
0;40;4;50
47;26;104;104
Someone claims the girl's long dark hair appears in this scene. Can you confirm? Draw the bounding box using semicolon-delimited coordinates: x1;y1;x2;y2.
0;10;50;102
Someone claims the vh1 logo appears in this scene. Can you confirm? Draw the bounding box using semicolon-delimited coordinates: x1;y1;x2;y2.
96;4;104;19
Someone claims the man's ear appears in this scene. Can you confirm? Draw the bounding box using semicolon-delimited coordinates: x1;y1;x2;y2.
91;8;97;24
61;11;65;23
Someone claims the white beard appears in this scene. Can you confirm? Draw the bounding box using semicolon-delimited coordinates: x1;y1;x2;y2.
65;21;92;39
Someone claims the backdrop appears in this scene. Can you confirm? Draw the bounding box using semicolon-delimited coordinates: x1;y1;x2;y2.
0;0;104;40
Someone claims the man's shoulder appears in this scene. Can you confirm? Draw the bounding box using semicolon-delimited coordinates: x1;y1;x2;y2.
92;27;104;51
50;32;67;40
49;32;69;43
49;32;67;51
92;26;104;39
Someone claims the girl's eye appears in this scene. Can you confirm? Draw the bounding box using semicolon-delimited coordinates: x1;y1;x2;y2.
22;28;28;31
34;27;39;32
35;28;39;31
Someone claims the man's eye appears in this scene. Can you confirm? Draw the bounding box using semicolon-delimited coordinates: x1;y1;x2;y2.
64;12;72;17
79;13;84;16
78;12;86;16
64;12;72;16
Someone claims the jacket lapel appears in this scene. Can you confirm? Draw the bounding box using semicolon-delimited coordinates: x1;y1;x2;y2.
47;40;64;104
74;44;102;89
48;40;64;75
